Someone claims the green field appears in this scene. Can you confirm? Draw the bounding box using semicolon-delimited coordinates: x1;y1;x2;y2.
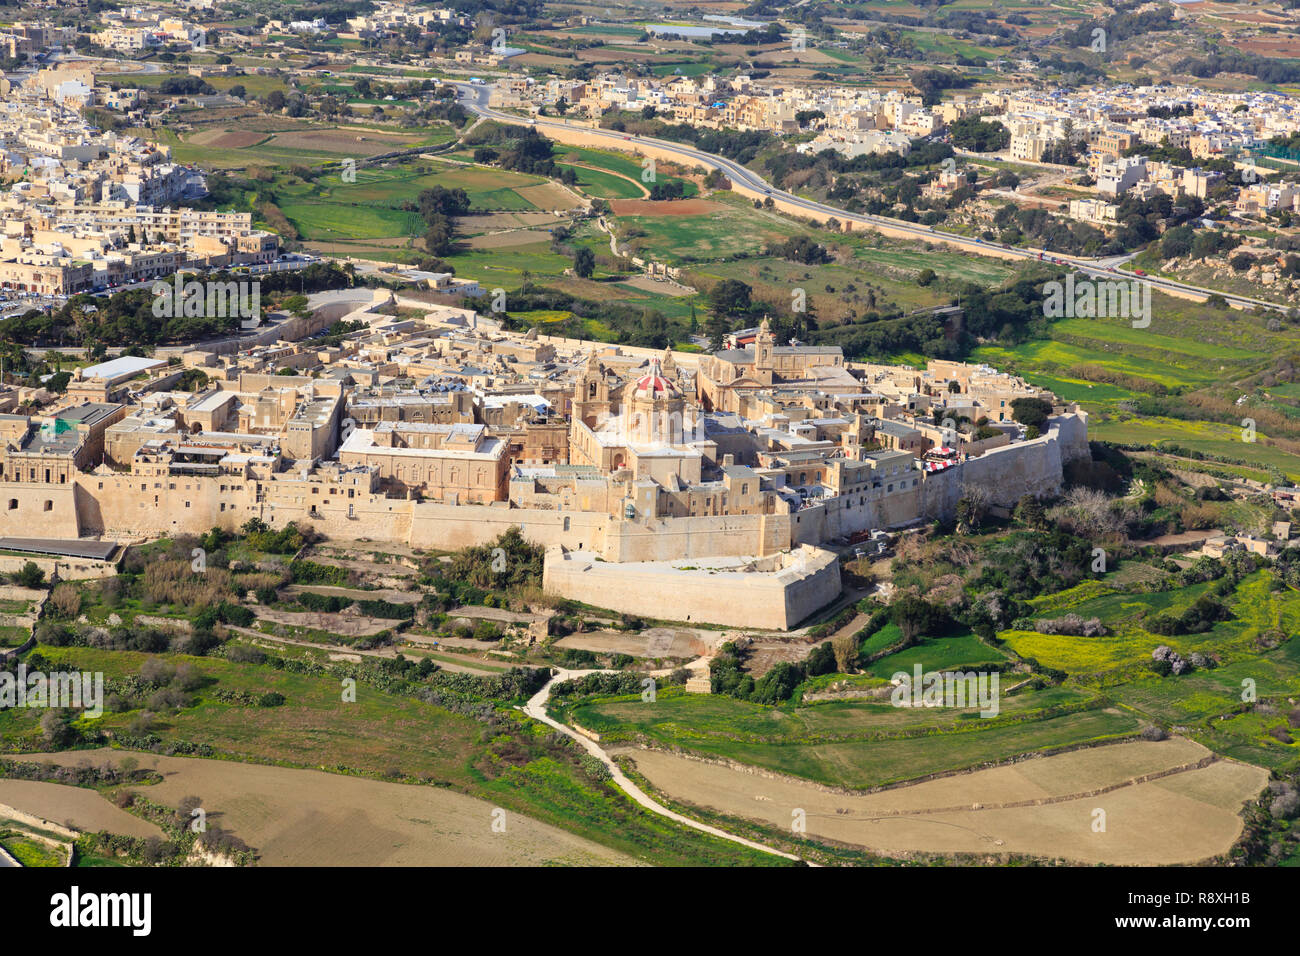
557;163;645;200
0;643;781;866
866;631;1010;678
571;687;1135;789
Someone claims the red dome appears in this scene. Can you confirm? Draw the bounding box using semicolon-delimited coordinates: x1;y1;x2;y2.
633;359;677;398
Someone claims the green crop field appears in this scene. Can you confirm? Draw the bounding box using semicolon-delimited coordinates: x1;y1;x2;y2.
572;687;1135;789
556;163;645;199
866;631;1010;678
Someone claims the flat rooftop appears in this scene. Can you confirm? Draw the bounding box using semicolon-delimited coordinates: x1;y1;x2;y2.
78;355;167;382
0;537;117;560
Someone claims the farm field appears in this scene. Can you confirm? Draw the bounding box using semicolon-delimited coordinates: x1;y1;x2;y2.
9;751;632;867
613;192;805;263
622;739;1267;864
865;631;1009;679
0;644;780;866
559;164;646;199
0;779;163;839
275;161;563;243
569;685;1136;789
150;123;447;169
969;294;1300;479
1003;571;1300;677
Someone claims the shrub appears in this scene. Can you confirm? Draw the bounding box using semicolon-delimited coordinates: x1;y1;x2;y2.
50;583;81;618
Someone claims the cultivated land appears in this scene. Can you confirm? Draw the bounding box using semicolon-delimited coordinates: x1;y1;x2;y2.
0;779;163;839
10;751;633;867
11;0;1300;871
622;740;1268;865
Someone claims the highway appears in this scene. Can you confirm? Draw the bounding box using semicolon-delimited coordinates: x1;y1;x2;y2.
455;82;1284;315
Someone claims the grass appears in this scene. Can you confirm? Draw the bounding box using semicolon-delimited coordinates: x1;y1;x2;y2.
557;163;645;200
0;642;777;865
0;830;63;867
865;631;1009;678
1005;572;1300;677
568;684;1128;789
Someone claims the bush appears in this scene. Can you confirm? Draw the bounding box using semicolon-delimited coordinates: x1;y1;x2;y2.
50;583;81;618
12;561;44;589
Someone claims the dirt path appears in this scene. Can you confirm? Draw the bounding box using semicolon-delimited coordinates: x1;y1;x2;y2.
520;668;808;864
227;626;501;675
288;584;421;604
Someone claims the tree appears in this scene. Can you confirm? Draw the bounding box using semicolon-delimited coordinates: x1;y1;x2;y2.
1014;494;1048;531
893;595;941;645
573;246;595;278
40;709;74;747
13;561;44;589
708;278;752;316
831;632;858;673
1010;397;1053;429
265;90;286;112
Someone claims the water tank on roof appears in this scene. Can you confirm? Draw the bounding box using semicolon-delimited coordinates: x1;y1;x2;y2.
624;501;636;520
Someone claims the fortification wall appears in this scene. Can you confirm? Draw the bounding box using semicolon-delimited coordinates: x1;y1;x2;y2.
408;502;608;552
0;484;82;538
541;544;841;629
922;421;1070;520
603;512;788;562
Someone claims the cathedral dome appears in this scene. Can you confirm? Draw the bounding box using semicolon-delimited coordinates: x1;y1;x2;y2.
632;359;678;399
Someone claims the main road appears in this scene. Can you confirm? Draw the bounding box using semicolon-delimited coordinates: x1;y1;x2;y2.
454;82;1283;315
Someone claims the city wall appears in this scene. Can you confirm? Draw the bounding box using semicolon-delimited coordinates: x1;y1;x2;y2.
0;414;1088;565
541;544;841;630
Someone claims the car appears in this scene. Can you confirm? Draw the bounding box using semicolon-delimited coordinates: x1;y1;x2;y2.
1134;269;1146;277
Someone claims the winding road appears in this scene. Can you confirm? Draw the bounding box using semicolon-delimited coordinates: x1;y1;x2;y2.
520;668;809;864
455;82;1285;315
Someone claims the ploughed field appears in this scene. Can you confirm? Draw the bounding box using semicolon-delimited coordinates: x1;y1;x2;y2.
11;750;635;867
620;739;1267;865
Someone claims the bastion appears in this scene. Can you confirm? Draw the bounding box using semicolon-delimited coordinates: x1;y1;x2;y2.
541;543;842;630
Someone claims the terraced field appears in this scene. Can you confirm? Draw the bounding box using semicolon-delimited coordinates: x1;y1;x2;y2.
622;739;1267;864
569;684;1136;790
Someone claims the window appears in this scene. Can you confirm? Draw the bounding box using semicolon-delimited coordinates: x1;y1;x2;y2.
6;499;16;510
563;516;571;532
43;500;52;511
